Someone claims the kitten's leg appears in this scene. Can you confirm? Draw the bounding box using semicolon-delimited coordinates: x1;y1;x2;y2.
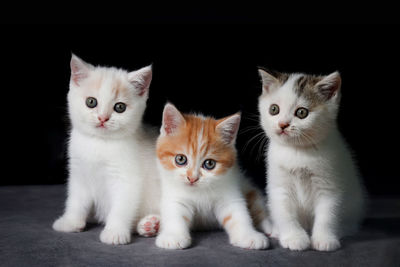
156;201;192;249
137;214;160;237
53;175;92;232
215;197;269;250
100;181;140;245
270;186;311;251
311;193;341;251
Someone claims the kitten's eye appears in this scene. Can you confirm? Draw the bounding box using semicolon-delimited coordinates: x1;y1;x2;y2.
269;104;280;115
203;159;216;170
295;107;309;119
175;154;187;166
114;102;127;113
86;97;97;108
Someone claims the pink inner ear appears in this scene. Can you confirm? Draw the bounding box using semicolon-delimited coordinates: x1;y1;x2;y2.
164;117;175;135
163;114;179;135
129;67;152;96
71;72;87;85
131;80;150;96
162;105;184;135
71;61;88;85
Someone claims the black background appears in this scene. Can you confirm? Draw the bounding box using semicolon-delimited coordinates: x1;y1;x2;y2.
2;25;399;196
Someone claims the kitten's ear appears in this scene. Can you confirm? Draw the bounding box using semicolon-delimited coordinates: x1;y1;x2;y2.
315;71;341;101
216;113;241;145
258;68;279;93
161;103;186;136
70;54;93;86
128;65;152;97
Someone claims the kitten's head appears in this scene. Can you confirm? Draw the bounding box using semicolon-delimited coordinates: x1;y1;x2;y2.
258;69;341;147
156;103;241;188
68;54;152;138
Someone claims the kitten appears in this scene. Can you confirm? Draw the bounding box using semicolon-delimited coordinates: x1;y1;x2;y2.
258;69;365;251
155;103;271;250
52;55;161;244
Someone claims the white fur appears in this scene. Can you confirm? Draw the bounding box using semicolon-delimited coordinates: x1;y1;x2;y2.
258;71;365;251
156;164;269;250
53;55;160;245
155;105;269;250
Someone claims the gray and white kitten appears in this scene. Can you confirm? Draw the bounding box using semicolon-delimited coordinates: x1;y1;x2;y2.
258;69;365;251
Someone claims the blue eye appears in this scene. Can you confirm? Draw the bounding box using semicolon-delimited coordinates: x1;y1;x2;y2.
175;154;187;166
203;159;216;170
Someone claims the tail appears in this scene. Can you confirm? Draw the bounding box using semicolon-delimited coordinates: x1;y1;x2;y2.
241;179;273;235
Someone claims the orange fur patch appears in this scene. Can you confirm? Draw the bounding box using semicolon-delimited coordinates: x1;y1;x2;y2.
156;114;236;175
222;214;232;226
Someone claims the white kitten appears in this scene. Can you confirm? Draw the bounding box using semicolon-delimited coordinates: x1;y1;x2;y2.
155;104;270;250
258;69;365;251
53;55;161;244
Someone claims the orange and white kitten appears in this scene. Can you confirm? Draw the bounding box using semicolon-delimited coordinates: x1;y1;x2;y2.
155;103;271;250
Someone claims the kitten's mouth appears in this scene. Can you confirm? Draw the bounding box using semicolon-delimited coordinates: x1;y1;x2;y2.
96;123;107;129
278;130;289;136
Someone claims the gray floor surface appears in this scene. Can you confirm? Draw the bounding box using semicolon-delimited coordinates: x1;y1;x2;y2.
1;185;399;266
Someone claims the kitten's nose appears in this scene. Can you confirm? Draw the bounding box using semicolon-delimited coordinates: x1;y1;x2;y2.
98;116;110;123
187;176;199;184
279;122;290;130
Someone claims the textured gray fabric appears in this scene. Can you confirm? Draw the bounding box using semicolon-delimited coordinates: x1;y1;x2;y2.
0;186;399;267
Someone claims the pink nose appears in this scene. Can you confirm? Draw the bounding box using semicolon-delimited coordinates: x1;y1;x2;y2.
187;177;199;184
279;122;290;130
98;116;110;123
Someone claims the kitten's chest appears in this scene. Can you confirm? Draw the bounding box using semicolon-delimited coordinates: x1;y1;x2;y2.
269;143;330;205
69;130;136;161
190;196;219;230
269;143;329;178
68;130;142;181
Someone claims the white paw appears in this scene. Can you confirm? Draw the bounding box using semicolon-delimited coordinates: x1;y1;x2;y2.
312;234;341;251
100;228;131;245
52;216;85;232
156;232;191;249
280;230;311;251
137;215;160;237
230;231;269;250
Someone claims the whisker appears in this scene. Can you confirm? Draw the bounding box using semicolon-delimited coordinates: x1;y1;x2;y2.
249;132;266;159
241;131;265;153
291;128;318;150
256;135;269;162
238;126;263;135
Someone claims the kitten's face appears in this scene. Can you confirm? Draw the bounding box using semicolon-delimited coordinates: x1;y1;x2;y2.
258;70;341;147
157;104;240;188
68;55;152;138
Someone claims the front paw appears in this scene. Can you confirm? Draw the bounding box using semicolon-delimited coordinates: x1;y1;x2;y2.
52;216;86;232
230;231;269;250
280;230;311;251
156;232;191;249
100;227;131;245
312;233;341;251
